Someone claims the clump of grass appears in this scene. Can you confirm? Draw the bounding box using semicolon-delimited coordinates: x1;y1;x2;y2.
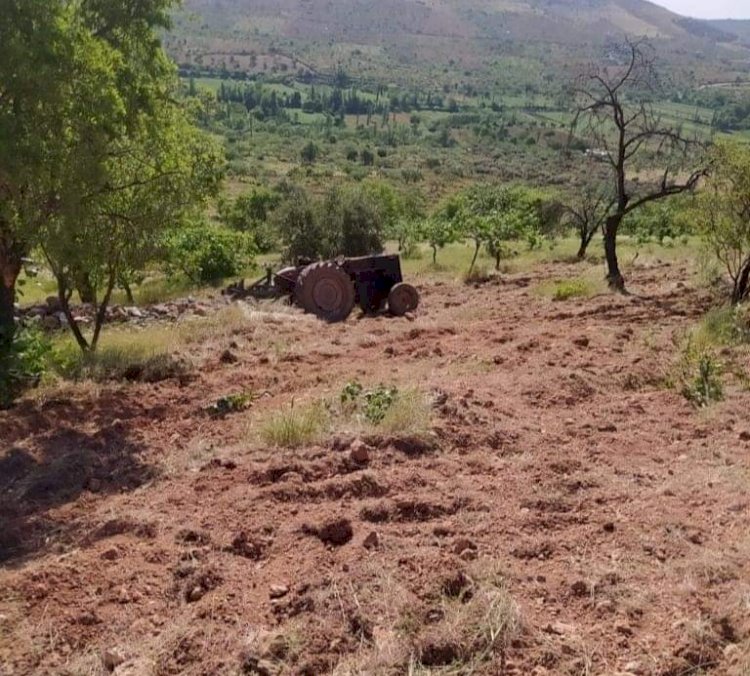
259;402;327;448
409;564;522;673
697;305;750;346
538;277;597;301
49;328;190;383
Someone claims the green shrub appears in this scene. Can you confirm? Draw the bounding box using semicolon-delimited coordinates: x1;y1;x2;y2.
0;326;50;408
682;353;724;407
165;222;256;283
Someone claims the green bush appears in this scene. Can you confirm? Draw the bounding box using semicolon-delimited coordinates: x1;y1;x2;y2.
0;326;50;408
165;222;256;283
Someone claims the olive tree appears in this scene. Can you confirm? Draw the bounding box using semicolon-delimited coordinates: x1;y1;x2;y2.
698;142;750;304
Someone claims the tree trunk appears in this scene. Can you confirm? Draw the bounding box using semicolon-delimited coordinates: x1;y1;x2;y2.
495;251;501;270
121;279;135;305
0;278;16;349
603;214;625;292
732;259;750;305
76;273;97;305
0;257;21;349
58;281;91;352
432;245;437;264
468;241;481;275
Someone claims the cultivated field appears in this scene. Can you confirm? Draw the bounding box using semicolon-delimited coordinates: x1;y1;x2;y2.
2;244;750;675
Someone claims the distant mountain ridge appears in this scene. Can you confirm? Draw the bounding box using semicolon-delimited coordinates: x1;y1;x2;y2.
171;0;750;87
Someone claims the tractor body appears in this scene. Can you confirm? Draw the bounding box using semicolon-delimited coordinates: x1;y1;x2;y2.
227;254;419;322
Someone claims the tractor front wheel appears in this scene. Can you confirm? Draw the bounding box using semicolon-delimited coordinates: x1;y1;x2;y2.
388;283;420;316
294;262;356;322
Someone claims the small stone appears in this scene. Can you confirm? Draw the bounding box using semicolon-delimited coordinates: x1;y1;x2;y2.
187;586;204;603
313;518;353;547
614;620;633;636
547;621;576;636
102;647;126;671
452;538;477;556
220;349;238;364
349;440;370;464
603;522;615;533
269;584;289;599
42;315;60;330
363;531;380;550
100;547;119;561
113;657;156;676
573;336;590;348
570;580;589;597
740;431;750;442
596;599;616;614
404;312;416;321
459;548;478;561
623;661;643;674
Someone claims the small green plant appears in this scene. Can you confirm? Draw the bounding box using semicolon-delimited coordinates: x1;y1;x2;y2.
206;391;256;417
0;326;51;408
363;385;399;424
340;380;399;424
682;353;724;407
549;278;593;301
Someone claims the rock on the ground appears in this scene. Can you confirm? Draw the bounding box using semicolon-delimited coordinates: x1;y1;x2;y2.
269;584;289;599
363;531;380;550
102;647;126;671
349;439;371;464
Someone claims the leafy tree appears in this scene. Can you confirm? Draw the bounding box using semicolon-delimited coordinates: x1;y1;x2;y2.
323;187;385;257
698;142;750;304
420;218;458;264
572;40;706;291
301;141;319;165
443;184;540;273
0;0;181;351
274;185;327;262
219;188;281;252
166;221;254;286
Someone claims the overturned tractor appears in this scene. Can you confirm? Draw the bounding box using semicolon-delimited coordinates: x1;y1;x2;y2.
228;254;420;322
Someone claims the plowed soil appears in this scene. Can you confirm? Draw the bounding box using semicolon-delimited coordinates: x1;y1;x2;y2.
2;261;750;676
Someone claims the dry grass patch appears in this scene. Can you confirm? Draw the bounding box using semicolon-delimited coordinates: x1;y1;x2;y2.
258;402;328;449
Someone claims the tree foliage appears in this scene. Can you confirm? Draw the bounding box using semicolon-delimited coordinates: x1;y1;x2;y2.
0;0;213;354
698;142;750;304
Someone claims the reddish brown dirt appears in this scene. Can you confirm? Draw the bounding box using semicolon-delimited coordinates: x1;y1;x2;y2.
2;261;750;675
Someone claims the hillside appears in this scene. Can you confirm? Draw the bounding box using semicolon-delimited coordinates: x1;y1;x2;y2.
168;0;749;88
709;19;750;45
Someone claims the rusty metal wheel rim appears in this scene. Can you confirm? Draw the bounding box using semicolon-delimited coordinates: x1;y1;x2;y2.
313;278;344;313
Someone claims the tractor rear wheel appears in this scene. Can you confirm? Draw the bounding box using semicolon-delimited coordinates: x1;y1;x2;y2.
294;262;356;322
388;283;420;316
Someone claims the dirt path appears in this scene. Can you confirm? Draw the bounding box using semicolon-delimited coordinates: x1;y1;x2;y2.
2;261;749;675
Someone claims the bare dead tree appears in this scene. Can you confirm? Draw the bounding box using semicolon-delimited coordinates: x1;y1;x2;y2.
572;39;707;291
564;183;616;259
